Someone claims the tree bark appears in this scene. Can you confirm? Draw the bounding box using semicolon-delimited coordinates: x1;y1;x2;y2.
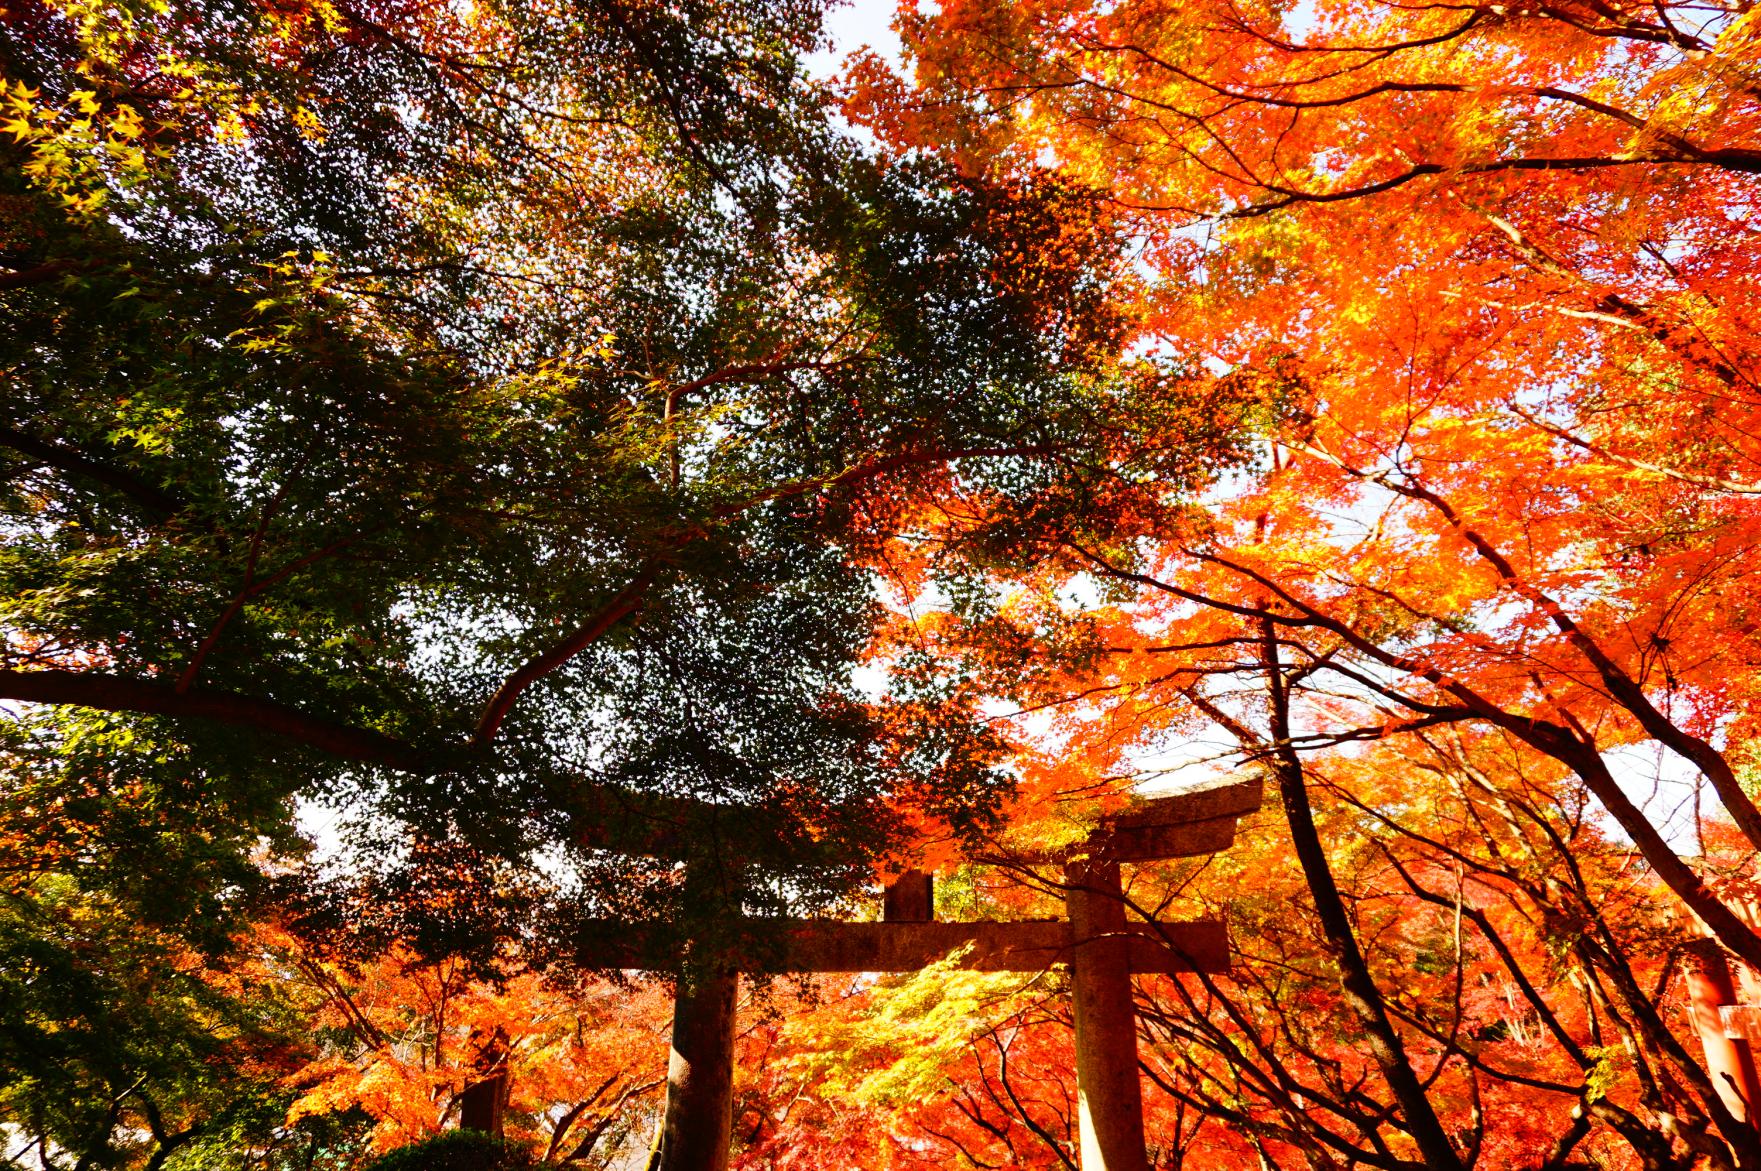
1260;621;1465;1171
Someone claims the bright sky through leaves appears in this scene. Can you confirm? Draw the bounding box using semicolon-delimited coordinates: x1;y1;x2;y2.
5;0;1761;1166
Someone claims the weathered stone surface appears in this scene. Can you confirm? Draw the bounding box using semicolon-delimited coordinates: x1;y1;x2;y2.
1069;858;1149;1171
882;870;934;922
577;918;1229;974
654;968;737;1171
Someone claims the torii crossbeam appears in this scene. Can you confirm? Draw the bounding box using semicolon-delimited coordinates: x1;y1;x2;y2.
578;776;1260;1171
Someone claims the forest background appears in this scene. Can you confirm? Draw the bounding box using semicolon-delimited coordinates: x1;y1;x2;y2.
2;0;1759;1167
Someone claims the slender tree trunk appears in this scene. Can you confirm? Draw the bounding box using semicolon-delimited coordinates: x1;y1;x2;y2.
1260;620;1465;1171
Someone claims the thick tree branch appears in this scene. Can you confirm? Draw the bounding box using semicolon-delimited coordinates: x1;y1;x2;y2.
1477;211;1753;390
0;668;432;773
1509;406;1761;493
473;569;656;745
1072;540;1761;972
0;261;75;290
661;356;854;417
0;424;184;519
1226;153;1756;217
177;530;375;693
478;445;1058;743
727;444;1064;513
1288;437;1761;854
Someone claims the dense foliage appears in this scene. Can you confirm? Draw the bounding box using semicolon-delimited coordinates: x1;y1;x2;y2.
5;0;1761;1166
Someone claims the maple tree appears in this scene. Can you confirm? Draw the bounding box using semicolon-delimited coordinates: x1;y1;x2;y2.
275;931;672;1163
813;0;1761;1165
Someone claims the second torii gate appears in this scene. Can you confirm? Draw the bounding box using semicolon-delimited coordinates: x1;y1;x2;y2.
628;776;1263;1171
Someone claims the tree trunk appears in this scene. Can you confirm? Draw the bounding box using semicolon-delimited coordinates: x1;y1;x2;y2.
1260;620;1465;1171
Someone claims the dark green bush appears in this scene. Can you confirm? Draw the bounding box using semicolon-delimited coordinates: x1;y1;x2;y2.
363;1130;533;1171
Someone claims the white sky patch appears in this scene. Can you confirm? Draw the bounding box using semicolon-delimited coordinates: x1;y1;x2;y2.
1604;741;1708;855
295;792;351;867
849;661;890;701
1283;0;1322;42
1127;738;1239;795
1127;735;1713;856
804;0;906;83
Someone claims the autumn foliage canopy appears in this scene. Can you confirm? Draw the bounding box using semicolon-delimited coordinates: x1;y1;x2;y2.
3;0;1761;1167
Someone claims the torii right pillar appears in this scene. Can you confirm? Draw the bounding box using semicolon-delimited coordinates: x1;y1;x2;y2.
1055;776;1264;1171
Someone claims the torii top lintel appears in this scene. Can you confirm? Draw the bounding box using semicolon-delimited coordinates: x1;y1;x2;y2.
575;777;1264;976
1003;775;1264;865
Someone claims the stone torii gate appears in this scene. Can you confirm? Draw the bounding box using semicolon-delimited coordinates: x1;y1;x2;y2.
626;776;1263;1171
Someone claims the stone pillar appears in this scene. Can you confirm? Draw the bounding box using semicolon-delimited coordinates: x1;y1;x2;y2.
457;1073;507;1136
458;1031;508;1136
1685;938;1761;1127
884;870;934;922
653;966;739;1171
1066;857;1149;1171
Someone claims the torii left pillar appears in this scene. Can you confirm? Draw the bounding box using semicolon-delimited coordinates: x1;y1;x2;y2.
651;873;931;1171
651;965;738;1171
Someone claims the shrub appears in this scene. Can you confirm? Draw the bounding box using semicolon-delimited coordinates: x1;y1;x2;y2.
363;1130;533;1171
